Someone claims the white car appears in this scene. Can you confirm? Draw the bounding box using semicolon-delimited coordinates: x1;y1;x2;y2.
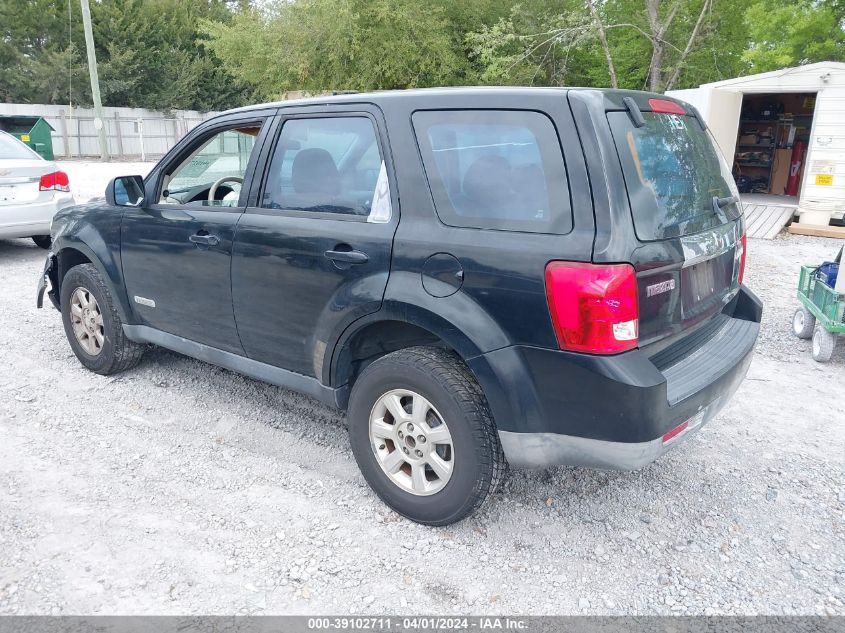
0;130;75;248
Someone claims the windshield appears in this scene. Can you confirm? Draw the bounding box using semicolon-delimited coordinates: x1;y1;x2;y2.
0;132;40;160
608;111;741;241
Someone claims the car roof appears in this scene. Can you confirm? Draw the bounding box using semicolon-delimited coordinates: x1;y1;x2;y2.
218;86;677;117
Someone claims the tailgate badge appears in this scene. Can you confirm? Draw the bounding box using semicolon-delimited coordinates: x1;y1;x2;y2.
646;279;675;297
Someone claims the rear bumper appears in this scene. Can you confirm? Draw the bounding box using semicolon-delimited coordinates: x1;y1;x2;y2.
0;194;75;238
472;285;762;470
498;383;736;470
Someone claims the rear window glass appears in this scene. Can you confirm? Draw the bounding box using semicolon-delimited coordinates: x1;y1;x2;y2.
413;110;572;234
0;132;39;160
608;111;741;241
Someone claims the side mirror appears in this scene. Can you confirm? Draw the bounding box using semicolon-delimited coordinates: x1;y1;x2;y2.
106;175;145;207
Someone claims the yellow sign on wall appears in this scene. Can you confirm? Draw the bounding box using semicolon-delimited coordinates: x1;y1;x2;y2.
20;134;30;142
815;174;834;186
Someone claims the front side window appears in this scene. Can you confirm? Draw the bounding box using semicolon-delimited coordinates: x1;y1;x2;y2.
158;125;262;207
413;110;572;234
261;116;389;221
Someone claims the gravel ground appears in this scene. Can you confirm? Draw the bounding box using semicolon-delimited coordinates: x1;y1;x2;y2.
0;174;844;615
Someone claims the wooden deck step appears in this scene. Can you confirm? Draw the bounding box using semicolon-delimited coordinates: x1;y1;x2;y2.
744;203;795;240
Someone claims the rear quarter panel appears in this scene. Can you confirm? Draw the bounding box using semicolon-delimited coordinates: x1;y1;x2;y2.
377;90;595;355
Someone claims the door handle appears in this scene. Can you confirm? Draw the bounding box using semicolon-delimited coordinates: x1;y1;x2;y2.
324;248;369;265
189;233;220;247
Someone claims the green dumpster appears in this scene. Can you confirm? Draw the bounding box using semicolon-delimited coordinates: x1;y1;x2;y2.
0;115;55;160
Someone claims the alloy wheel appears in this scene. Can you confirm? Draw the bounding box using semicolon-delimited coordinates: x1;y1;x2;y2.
70;287;105;356
368;389;454;496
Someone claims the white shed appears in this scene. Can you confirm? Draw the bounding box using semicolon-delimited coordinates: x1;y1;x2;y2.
668;62;845;233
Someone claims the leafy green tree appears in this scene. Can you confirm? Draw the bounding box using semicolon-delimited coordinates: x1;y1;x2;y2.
743;0;845;71
467;0;751;92
4;0;843;111
92;0;251;111
0;0;248;110
0;0;90;104
201;0;512;96
467;0;606;87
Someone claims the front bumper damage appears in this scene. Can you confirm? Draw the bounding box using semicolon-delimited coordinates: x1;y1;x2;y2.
36;253;59;311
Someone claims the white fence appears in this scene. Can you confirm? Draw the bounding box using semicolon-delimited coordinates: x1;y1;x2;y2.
0;103;218;160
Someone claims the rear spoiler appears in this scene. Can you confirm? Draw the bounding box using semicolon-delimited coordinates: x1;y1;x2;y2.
623;96;707;131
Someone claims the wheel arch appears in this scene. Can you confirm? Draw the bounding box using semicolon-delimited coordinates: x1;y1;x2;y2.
327;306;517;428
51;236;132;324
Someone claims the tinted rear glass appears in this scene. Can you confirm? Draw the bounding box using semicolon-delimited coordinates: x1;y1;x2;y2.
608;111;740;241
413;110;572;234
0;132;39;160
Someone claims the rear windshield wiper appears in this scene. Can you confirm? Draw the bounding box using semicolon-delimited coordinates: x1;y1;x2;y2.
712;195;739;223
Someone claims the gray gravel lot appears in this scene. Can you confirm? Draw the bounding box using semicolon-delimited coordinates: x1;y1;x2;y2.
1;229;844;616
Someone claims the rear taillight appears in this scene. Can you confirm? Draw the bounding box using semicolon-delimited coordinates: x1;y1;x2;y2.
544;262;639;355
737;233;747;285
39;171;70;193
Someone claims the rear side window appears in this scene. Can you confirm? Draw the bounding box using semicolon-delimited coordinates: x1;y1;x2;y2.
0;132;39;160
413;110;572;234
608;111;741;241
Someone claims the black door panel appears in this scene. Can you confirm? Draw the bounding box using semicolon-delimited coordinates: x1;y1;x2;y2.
122;114;272;354
232;213;393;377
232;106;397;380
121;208;243;353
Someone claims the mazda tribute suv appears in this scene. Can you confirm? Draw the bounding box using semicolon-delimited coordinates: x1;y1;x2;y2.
37;88;762;525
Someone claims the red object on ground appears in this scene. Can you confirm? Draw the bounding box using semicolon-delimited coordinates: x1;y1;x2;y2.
785;140;806;196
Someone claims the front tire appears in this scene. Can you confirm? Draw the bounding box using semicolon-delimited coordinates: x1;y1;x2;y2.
348;347;505;526
32;235;51;249
60;264;145;375
811;326;836;363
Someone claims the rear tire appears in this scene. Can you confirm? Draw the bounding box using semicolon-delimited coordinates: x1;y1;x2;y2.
60;263;146;375
792;307;815;339
347;346;505;526
32;235;51;249
811;326;836;363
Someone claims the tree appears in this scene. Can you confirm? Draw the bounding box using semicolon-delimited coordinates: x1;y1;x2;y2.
6;0;842;110
92;0;251;111
589;0;618;88
0;0;90;104
743;0;845;72
201;0;488;96
467;0;607;87
467;0;751;92
0;0;249;110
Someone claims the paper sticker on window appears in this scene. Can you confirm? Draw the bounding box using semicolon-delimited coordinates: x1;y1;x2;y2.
667;115;685;130
816;174;833;186
367;161;391;223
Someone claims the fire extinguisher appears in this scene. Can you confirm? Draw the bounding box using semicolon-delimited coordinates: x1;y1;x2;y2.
785;139;806;196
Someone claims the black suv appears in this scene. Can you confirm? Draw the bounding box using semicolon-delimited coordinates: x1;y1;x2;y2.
37;88;761;525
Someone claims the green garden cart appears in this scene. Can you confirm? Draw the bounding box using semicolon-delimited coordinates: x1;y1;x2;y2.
793;264;844;362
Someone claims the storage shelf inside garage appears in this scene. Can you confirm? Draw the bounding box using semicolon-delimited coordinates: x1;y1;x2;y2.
733;93;816;197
